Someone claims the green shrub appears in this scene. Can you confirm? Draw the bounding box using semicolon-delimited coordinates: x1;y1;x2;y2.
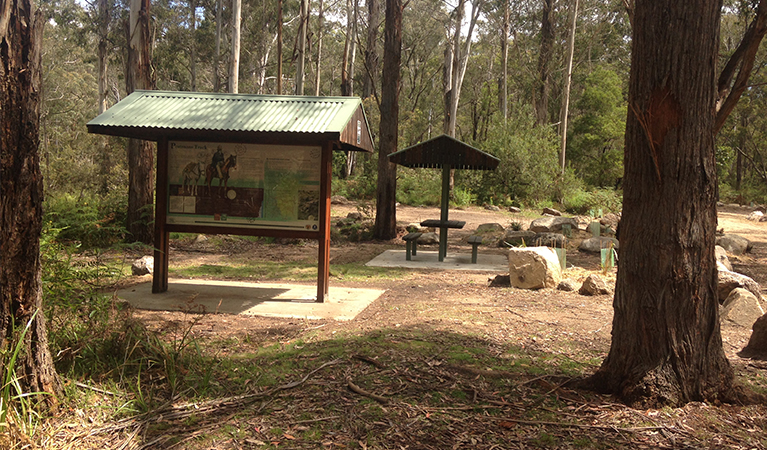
563;187;622;215
397;168;442;206
44;192;127;248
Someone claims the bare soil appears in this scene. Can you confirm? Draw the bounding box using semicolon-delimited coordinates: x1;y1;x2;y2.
60;203;767;449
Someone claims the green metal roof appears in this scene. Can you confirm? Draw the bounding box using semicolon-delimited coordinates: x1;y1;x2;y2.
388;134;500;170
87;90;374;152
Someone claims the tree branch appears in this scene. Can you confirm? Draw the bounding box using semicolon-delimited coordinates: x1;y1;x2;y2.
715;0;767;135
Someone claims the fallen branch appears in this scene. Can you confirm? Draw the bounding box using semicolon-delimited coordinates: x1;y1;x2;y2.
491;416;667;432
347;379;389;404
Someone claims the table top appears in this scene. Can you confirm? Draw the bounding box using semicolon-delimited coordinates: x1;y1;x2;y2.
420;219;466;229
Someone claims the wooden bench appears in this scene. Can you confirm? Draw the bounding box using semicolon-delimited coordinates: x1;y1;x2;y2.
402;232;422;261
468;235;483;264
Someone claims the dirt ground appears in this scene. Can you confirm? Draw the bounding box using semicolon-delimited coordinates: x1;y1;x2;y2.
132;202;767;373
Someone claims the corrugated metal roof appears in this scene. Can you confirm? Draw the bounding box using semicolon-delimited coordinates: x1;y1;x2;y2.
87;90;374;152
388;134;500;170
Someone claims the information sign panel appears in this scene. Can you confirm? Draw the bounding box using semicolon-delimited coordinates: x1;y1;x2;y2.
166;141;321;231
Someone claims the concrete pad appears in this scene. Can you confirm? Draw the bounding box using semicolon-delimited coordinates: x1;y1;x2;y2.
366;250;507;272
117;279;384;321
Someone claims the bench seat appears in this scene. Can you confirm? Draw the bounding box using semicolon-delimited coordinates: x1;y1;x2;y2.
468;235;483;263
403;232;422;261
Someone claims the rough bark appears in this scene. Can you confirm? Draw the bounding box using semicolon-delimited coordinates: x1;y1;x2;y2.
296;0;307;94
588;0;736;407
535;0;554;126
374;0;401;241
0;0;61;406
362;0;379;99
126;0;154;245
213;0;222;92
189;0;196;91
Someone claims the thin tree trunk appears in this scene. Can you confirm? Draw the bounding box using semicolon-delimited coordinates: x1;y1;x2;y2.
229;0;241;93
126;0;154;245
588;0;736;407
500;0;509;121
214;0;222;92
535;0;554;125
374;0;401;241
348;0;358;95
447;0;481;136
98;0;109;113
363;0;379;99
314;0;323;95
296;0;308;94
277;0;283;94
341;0;353;96
190;0;197;91
559;0;578;174
0;2;61;405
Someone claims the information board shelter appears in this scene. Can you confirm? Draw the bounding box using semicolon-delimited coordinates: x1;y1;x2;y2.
388;134;500;261
87;90;374;302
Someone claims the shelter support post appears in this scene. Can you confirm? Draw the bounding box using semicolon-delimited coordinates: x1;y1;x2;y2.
317;141;333;302
153;138;170;293
438;164;451;261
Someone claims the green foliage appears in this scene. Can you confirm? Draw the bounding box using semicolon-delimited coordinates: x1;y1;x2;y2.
397;168;442;206
43;193;128;248
464;104;560;205
568;65;626;188
563;187;623;215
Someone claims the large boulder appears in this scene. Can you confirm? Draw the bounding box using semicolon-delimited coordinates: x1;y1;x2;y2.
502;230;537;247
721;288;765;328
508;246;562;290
578;274;611;296
599;213;621;230
716;234;753;255
717;269;764;303
532;232;568;248
747;211;764;222
476;223;505;234
132;255;154;276
417;232;439;245
529;216;579;233
738;314;767;359
578;236;619;254
715;245;732;271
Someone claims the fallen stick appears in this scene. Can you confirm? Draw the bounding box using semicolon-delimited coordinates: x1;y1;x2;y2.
347;379;389;404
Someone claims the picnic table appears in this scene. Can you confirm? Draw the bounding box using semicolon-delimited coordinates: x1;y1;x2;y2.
420;219;466;261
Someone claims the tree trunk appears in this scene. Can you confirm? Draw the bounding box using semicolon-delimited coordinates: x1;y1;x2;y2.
588;0;736;407
214;0;222;92
277;0;283;94
500;0;509;121
126;0;154;245
296;0;308;94
229;0;241;93
341;0;354;96
535;0;554;126
98;0;109;114
558;0;578;174
374;0;401;241
314;0;323;95
363;0;379;99
189;0;197;91
0;2;61;406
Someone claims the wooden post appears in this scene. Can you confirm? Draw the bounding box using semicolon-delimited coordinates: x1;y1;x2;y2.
438;164;451;261
153;138;170;293
317;141;333;302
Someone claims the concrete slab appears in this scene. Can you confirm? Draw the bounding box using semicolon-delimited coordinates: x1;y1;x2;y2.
366;250;508;272
117;279;384;321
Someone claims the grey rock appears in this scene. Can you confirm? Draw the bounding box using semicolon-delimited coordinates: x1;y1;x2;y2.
557;279;578;292
532;232;568;248
347;212;363;221
484;204;501;211
508;206;522;213
718;269;764;303
747;211;764;222
508;247;562;290
738;314;767;359
330;195;348;204
578;274;611;296
132;255;154;276
417;232;439;245
542;207;562;216
502;230;537;247
578;236;619;254
529;216;579;233
715;245;732;272
716;234;753;255
476;223;505;234
721;288;765;328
